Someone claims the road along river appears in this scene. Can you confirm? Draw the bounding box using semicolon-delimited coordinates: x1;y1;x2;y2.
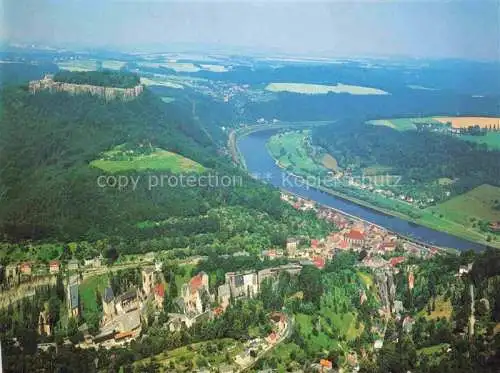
237;128;488;252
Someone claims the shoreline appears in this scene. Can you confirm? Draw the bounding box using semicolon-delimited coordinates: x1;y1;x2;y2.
234;125;496;251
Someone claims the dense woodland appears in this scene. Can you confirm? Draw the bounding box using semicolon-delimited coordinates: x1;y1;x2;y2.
53;71;140;88
312;120;500;199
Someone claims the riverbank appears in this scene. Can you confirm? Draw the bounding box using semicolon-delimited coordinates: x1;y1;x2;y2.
234;125;494;251
264;129;497;248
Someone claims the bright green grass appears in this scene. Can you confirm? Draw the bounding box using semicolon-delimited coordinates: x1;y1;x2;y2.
267;130;326;175
417;343;450;356
427;184;500;226
296;313;337;351
90;148;205;173
134;338;242;371
357;271;374;289
80;274;109;315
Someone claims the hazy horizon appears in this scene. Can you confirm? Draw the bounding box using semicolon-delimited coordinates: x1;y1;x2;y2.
2;0;500;61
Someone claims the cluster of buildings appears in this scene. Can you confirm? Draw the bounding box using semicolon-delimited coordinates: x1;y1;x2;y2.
167;264;302;334
79;264;165;347
2;256;103;288
280;193;440;266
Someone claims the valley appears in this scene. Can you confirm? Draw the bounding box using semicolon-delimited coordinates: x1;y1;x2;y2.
1;44;500;373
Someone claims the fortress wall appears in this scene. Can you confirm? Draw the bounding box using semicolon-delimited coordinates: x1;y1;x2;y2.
29;75;144;101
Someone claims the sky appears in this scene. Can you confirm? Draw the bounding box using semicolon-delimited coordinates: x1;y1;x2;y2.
2;0;499;60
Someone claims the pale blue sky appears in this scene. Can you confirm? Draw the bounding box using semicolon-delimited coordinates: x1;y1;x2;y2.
2;0;499;60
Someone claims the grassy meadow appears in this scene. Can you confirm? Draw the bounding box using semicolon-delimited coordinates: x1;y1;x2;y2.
265;82;389;95
427;184;500;227
90;146;205;174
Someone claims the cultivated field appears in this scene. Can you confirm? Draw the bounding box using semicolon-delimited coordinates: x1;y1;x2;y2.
265;82;389;95
140;77;184;89
321;154;338;171
368;117;442;131
56;60;97;72
91;147;205;173
434;116;500;128
368;116;500;149
101;60;126;70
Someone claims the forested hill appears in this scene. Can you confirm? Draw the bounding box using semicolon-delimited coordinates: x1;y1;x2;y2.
0;84;221;241
53;70;140;88
312;120;500;195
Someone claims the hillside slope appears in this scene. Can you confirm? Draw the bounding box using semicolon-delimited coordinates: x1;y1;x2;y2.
0;84;218;240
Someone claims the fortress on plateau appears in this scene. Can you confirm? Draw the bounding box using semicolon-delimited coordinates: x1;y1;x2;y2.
29;75;144;101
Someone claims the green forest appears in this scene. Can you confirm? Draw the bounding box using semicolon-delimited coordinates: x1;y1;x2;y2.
53;71;140;88
313;120;500;200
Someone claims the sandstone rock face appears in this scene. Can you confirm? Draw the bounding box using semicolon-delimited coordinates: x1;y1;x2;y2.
29;75;144;101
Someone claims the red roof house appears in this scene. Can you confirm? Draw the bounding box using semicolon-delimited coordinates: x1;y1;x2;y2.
49;260;60;274
313;256;325;270
389;256;405;267
20;262;32;275
345;229;365;247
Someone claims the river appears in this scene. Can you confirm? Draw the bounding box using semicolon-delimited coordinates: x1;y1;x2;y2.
237;129;487;252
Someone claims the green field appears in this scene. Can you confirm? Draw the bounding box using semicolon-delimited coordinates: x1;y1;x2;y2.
265;82;389;95
368;117;500;150
368;117;442;131
135;338;243;372
80;274;109;316
90;146;205;173
418;296;453;321
460;132;500;150
427;184;500;226
56;60;98;72
140;77;184;89
267;130;326;175
101;60;126;70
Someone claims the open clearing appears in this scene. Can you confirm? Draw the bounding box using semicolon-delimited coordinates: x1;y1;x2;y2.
90;146;205;173
368;116;500;149
101;60;126;70
140;77;184;89
427;184;500;226
56;60;97;72
265;82;389;95
199;64;229;72
134;338;243;371
321;154;338;171
267;130;325;174
434;116;500;128
419;296;453;321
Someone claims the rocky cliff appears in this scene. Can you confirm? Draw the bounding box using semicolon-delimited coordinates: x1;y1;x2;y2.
29;75;143;101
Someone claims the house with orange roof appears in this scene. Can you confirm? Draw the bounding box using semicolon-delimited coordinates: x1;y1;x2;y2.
20;262;32;276
345;229;365;248
181;272;210;315
154;283;165;309
389;256;405;267
49;260;60;274
313;256;326;270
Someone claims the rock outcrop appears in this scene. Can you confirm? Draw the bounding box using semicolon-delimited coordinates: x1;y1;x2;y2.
29;75;143;101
